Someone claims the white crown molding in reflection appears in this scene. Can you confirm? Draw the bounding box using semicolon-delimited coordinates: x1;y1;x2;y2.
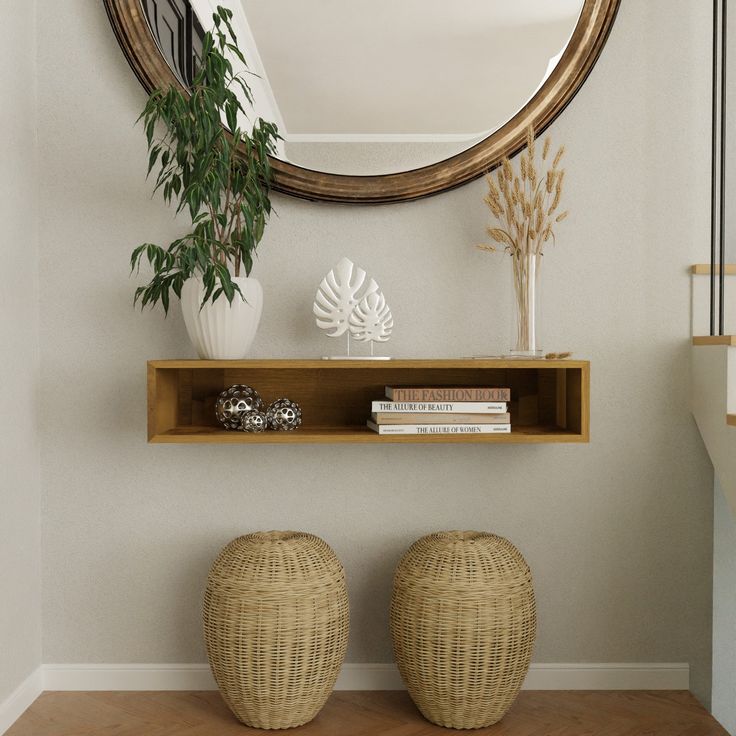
285;132;489;144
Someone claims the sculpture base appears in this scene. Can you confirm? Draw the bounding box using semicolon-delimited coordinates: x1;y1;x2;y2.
471;354;545;360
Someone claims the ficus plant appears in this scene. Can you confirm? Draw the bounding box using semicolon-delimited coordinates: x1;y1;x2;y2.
130;5;280;314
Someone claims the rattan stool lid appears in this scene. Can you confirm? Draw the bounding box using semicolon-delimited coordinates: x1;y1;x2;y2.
393;530;532;590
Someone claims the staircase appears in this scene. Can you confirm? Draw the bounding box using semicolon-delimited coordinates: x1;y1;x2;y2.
691;265;736;516
692;265;736;734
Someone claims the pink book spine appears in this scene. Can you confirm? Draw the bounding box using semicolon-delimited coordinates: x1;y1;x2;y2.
387;387;511;402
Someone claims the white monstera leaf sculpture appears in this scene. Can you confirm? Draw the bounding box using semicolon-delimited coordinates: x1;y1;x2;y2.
349;291;393;351
313;257;377;337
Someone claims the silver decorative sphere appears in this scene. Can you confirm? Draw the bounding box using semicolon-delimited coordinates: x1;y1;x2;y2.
215;385;263;430
266;398;302;431
240;410;267;433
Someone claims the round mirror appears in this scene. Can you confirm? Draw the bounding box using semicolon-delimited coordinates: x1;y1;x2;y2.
105;0;619;203
235;0;585;175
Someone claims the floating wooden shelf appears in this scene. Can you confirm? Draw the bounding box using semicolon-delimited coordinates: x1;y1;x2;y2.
147;359;590;444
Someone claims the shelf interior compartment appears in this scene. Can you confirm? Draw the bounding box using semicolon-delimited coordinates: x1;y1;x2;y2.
148;360;589;443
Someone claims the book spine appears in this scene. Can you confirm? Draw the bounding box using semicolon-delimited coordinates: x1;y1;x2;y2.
372;412;511;425
367;421;511;435
386;387;511;402
371;401;507;413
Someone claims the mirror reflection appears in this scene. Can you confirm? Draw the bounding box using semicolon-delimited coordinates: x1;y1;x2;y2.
142;0;584;175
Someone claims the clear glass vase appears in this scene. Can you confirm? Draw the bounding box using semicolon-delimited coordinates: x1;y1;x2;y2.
510;252;542;357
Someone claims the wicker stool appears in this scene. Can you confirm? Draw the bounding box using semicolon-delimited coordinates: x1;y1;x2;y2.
203;531;349;729
390;531;536;729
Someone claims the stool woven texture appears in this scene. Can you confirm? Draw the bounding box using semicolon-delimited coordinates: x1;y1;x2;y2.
390;531;536;729
203;531;349;729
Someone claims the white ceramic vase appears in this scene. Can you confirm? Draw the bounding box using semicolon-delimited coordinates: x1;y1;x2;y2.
180;276;263;359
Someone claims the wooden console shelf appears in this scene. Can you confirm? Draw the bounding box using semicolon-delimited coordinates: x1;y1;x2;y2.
147;359;590;444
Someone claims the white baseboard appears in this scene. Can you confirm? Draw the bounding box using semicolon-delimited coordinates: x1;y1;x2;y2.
43;663;217;692
41;661;690;692
0;662;691;734
0;667;44;736
522;663;689;690
336;663;405;690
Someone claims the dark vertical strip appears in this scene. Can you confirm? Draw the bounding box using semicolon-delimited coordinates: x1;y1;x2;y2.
711;0;719;336
720;0;728;335
184;5;192;86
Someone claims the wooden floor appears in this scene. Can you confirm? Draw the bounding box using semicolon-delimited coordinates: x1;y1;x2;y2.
8;690;728;736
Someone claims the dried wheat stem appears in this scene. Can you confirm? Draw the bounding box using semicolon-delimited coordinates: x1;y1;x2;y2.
542;136;551;160
553;145;566;168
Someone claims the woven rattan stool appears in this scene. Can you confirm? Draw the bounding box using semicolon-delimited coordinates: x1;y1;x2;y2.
203;531;349;729
390;531;536;729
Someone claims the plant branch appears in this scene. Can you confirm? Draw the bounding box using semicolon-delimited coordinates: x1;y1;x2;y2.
131;4;281;310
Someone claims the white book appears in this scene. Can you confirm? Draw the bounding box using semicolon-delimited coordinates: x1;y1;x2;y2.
372;412;510;425
367;420;511;435
371;401;507;414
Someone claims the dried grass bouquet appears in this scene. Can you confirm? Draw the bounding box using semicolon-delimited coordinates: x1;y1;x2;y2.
478;126;567;257
477;126;568;354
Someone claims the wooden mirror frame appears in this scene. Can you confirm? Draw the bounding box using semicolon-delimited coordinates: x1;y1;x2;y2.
104;0;620;204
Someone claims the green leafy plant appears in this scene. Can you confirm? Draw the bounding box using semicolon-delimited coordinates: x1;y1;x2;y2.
130;6;280;314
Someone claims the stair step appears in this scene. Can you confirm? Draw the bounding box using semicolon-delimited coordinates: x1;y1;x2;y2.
691;264;736;274
692;336;736;346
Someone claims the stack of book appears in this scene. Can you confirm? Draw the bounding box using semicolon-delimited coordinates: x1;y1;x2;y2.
367;386;511;435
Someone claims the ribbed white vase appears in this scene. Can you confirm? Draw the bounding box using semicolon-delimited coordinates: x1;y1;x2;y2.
180;276;263;359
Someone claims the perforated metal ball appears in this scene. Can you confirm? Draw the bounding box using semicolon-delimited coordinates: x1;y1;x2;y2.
266;398;302;431
240;410;267;433
215;384;263;430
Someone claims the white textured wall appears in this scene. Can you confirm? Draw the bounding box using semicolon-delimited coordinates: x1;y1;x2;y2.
37;0;715;704
0;0;41;704
714;480;736;733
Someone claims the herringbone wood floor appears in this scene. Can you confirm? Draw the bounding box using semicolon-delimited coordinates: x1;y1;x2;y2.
7;690;727;736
